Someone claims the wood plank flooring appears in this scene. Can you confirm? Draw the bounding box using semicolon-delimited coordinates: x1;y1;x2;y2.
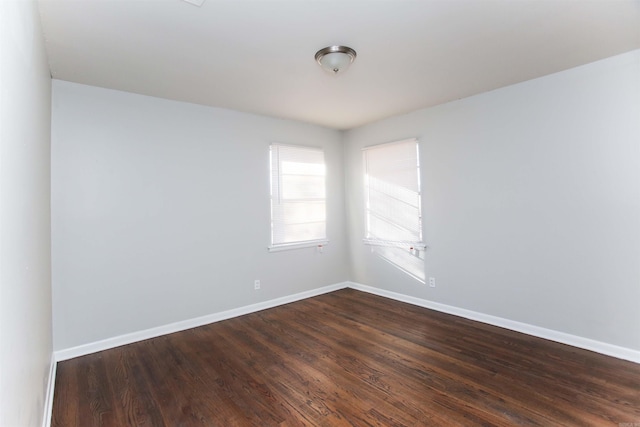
52;289;640;426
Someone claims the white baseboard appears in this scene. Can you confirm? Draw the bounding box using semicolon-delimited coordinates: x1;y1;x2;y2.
42;352;56;427
54;280;639;364
346;281;640;364
55;282;349;361
43;280;638;427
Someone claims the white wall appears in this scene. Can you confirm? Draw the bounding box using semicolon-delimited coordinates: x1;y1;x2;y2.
344;50;640;351
0;1;53;426
51;81;349;351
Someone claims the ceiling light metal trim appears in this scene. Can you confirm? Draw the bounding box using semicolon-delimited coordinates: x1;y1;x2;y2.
315;45;357;75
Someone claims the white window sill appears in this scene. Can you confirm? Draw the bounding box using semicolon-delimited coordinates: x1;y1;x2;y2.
268;240;329;252
363;239;427;251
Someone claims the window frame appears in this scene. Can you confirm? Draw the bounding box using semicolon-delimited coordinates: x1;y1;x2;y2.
362;138;426;251
268;143;328;252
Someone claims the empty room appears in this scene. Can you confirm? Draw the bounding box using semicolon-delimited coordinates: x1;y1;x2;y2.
1;0;639;426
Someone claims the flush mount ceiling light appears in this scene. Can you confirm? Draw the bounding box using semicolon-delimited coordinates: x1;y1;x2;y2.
315;45;357;75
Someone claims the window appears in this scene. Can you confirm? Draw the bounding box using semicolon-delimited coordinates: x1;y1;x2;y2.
363;138;425;281
269;144;327;251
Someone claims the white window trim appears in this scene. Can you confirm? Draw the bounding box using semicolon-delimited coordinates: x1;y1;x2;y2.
363;138;426;251
268;239;329;252
269;143;327;251
362;238;426;251
360;138;419;152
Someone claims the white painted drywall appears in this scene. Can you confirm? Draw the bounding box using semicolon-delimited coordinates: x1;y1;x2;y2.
51;81;350;351
344;50;640;351
0;1;53;426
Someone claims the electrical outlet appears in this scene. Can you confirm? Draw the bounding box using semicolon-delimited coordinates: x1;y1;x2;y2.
254;280;261;290
429;277;436;288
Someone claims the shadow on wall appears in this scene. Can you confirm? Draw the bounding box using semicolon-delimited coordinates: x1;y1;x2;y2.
372;245;426;283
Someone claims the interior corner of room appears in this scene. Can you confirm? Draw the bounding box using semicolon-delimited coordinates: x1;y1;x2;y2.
2;0;639;426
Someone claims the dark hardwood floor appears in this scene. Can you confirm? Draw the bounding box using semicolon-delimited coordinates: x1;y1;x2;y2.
52;288;640;426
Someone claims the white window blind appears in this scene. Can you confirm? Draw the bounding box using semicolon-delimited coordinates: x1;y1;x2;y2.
363;138;425;250
270;144;327;250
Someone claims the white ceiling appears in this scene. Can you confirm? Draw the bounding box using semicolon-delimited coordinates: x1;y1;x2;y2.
38;0;640;130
